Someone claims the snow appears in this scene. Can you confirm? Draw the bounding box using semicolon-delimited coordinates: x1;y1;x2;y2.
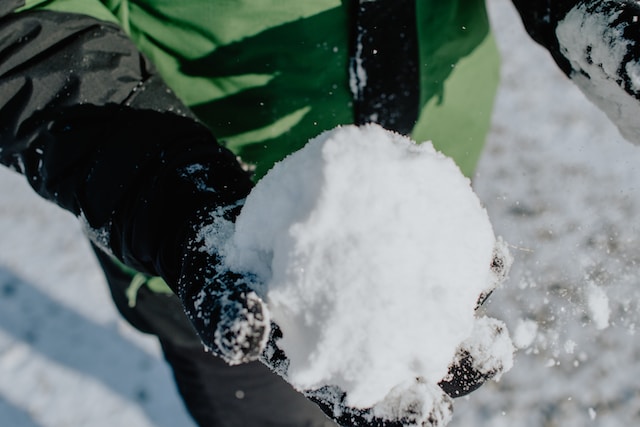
2;0;640;426
513;319;538;350
221;124;511;412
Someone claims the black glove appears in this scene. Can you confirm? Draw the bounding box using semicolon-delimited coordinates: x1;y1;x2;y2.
175;203;272;364
257;245;513;427
260;321;510;427
103;112;277;364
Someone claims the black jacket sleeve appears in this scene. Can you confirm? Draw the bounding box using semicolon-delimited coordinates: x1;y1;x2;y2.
0;9;253;288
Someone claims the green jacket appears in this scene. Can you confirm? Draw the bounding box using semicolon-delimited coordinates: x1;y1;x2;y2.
0;0;504;344
17;0;500;178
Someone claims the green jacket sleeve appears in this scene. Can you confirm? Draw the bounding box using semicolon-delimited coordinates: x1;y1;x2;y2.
0;9;253;287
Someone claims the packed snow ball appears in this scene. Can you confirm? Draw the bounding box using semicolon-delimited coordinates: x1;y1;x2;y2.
222;124;514;415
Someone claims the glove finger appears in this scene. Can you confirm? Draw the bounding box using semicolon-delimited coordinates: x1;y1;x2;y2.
439;316;514;398
184;271;271;364
260;321;290;377
213;273;271;363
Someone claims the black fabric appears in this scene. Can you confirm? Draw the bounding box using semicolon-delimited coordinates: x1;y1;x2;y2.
92;243;203;347
349;0;419;134
438;352;492;398
0;5;262;380
0;10;253;286
512;0;640;96
0;0;23;18
160;339;336;427
94;244;334;426
0;9;320;425
510;0;579;75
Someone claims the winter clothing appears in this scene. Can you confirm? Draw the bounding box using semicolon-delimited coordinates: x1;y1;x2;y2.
2;0;638;426
11;0;500;178
92;244;334;426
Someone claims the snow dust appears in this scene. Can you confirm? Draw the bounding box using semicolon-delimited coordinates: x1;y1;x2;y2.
220;124;514;418
512;319;538;350
585;283;610;330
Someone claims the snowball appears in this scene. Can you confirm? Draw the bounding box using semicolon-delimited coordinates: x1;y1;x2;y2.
223;124;510;412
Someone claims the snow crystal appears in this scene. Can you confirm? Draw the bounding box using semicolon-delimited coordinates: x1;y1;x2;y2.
178;164;217;193
513;319;538;350
78;212;113;256
223;124;512;414
564;340;576;355
349;33;367;101
586;283;610;330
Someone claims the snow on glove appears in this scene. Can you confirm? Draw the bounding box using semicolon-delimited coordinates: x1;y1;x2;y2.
554;0;640;143
438;242;515;398
257;241;513;427
438;315;513;398
512;0;640;143
176;204;272;364
257;323;452;427
215;125;516;427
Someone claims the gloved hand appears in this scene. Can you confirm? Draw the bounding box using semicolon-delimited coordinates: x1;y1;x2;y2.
0;3;274;366
256;244;513;427
175;203;272;364
259;314;511;427
115;138;275;364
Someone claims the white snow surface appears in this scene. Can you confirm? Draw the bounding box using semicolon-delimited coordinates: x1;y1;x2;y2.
3;0;640;426
223;124;506;409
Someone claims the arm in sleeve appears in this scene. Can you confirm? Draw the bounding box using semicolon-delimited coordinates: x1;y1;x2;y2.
511;0;640;143
0;1;24;18
0;9;254;288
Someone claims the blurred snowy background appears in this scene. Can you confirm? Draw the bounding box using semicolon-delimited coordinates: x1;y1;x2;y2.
2;0;640;426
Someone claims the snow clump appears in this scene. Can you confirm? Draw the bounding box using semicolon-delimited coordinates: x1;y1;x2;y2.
222;124;514;423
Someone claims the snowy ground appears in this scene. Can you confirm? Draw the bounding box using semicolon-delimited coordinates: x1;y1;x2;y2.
2;0;640;426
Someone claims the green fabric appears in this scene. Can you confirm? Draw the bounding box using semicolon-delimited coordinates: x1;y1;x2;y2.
18;0;498;180
126;272;174;307
113;258;174;306
412;0;499;177
412;33;500;177
19;0;119;23
16;0;500;292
